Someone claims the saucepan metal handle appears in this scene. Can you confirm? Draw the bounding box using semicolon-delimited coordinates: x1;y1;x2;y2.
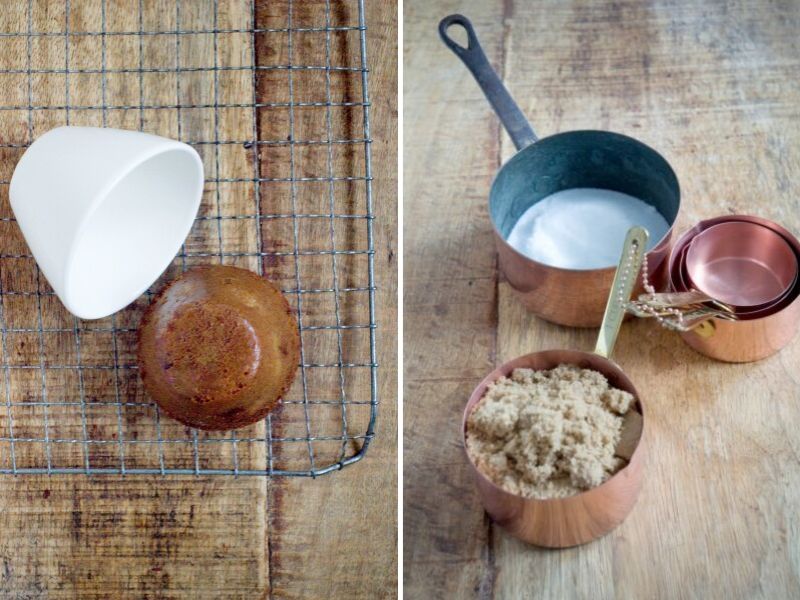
438;14;538;150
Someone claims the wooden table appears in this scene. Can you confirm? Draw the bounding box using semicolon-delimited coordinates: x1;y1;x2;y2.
0;1;396;598
404;1;800;597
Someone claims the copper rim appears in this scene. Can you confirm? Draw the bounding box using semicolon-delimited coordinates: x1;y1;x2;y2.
673;245;691;292
462;350;645;547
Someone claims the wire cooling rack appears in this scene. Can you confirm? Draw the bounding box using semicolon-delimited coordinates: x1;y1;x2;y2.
0;0;377;476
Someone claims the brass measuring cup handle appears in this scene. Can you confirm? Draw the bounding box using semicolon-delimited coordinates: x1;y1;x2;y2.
438;14;538;150
595;226;649;358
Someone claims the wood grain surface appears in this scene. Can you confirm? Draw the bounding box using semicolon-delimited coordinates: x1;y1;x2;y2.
0;0;396;598
404;1;800;598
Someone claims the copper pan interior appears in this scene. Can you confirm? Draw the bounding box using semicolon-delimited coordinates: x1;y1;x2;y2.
682;248;793;314
729;279;796;319
675;240;793;313
684;221;798;308
462;350;645;548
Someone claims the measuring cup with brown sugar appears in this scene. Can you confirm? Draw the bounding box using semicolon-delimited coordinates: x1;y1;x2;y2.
462;227;648;548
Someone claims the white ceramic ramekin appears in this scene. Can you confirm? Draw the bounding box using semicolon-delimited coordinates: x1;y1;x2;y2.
10;126;203;320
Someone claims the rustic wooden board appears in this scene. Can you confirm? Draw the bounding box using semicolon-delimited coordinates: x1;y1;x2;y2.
404;0;800;598
0;0;396;597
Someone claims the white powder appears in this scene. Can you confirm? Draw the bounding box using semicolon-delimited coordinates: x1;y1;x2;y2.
506;188;670;269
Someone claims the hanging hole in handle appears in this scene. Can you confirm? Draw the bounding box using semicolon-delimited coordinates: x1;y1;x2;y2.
439;15;475;53
445;22;469;50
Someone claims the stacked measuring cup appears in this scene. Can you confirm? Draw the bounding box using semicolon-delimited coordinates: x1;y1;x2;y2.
668;215;800;362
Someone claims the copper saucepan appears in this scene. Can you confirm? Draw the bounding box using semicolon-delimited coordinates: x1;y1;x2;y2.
463;228;648;547
439;15;681;327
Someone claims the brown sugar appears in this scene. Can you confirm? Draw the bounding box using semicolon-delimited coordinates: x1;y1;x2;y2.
465;365;634;499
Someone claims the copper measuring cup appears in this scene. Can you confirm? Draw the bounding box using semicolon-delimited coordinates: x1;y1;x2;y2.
462;228;648;547
684;221;797;310
668;215;800;362
439;15;680;327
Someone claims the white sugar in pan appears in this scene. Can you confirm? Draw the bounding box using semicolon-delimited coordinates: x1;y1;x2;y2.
506;188;670;270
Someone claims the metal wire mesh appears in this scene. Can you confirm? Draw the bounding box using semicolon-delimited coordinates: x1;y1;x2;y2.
0;0;377;476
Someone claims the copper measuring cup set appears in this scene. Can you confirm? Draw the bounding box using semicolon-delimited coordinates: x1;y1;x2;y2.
668;215;800;363
440;14;800;547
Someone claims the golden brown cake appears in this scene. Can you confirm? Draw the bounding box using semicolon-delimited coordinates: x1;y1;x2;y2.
137;265;300;430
